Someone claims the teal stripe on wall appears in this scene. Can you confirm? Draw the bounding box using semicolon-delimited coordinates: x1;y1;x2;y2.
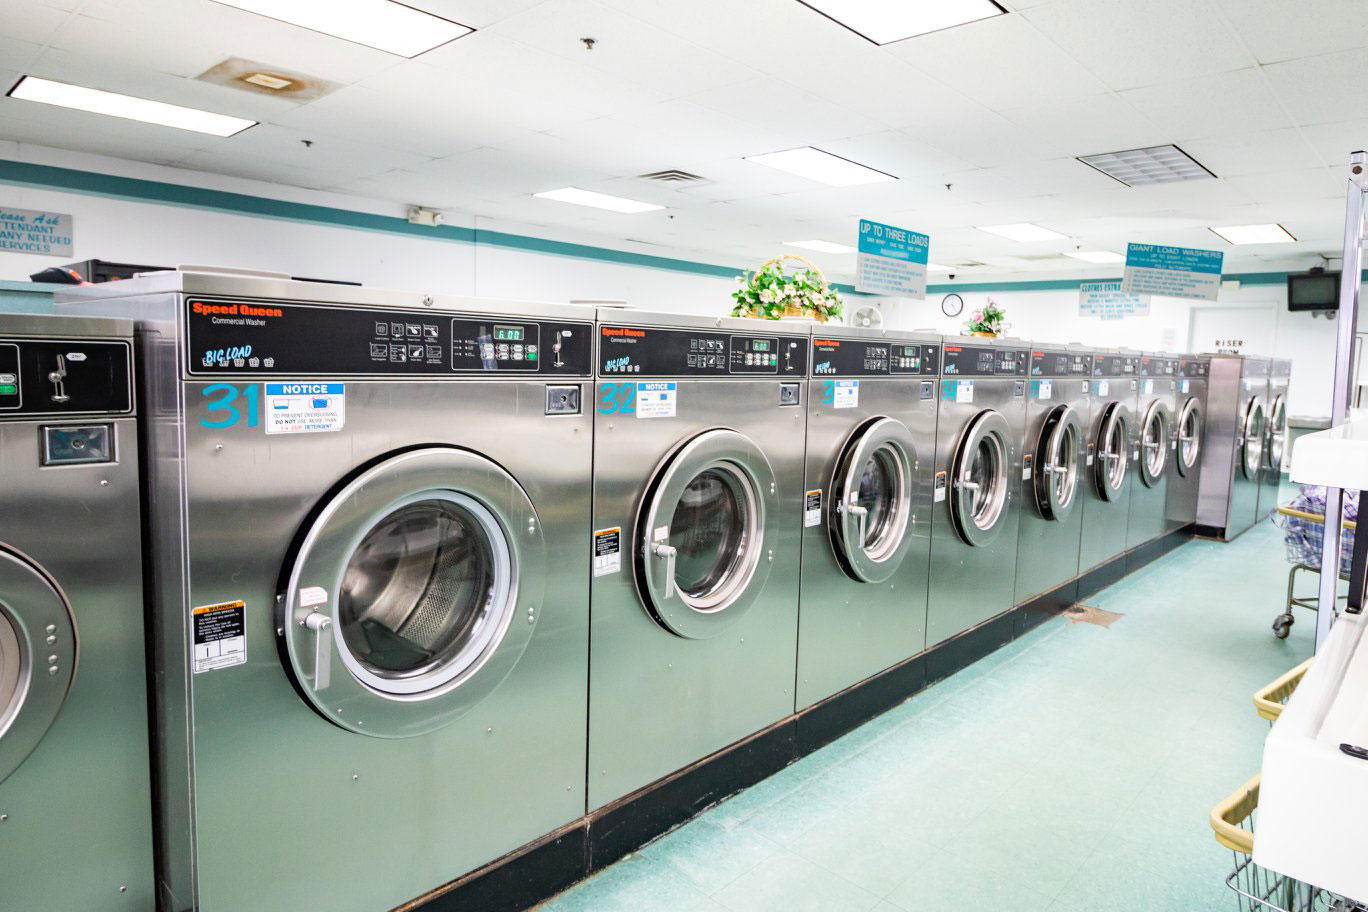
0;158;1339;295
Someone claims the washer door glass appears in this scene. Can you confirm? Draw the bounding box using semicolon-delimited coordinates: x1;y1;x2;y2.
281;448;545;738
0;548;76;785
637;428;777;639
949;409;1012;547
1094;402;1130;503
830;417;917;583
1138;401;1170;488
1033;404;1082;522
1241;398;1267;480
1176;397;1203;477
1266;394;1287;471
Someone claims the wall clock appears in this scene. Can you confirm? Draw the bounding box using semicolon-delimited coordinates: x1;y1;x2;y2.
941;293;964;317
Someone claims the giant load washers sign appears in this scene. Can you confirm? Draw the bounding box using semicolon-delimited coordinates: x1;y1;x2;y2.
1121;242;1224;302
0;207;73;257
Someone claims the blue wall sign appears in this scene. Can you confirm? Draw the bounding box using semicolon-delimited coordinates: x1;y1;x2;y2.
856;219;930;299
1079;281;1149;320
1121;243;1223;301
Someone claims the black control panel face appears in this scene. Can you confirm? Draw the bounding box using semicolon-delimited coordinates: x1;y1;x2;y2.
1179;359;1210;378
597;325;808;377
811;337;940;377
0;338;133;416
185;298;593;377
1138;356;1178;377
941;344;1028;377
1029;351;1093;377
1093;354;1139;378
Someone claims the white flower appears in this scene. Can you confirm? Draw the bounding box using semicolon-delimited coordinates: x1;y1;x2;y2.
760;289;775;303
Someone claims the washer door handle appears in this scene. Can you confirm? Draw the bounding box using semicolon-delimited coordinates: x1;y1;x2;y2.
653;543;678;600
300;610;332;690
957;479;980;492
845;501;868;549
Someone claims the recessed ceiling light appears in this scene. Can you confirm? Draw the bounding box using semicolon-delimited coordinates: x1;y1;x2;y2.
534;188;664;214
1209;223;1296;245
784;239;857;254
1078;144;1215;187
976;223;1069;242
797;0;1006;44
745;147;896;187
1064;250;1125;264
213;0;472;58
6;75;256;136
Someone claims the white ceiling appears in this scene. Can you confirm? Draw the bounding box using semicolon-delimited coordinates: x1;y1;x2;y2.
1;0;1365;281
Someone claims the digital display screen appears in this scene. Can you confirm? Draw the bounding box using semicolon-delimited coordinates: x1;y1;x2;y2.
752;339;770;352
494;324;524;341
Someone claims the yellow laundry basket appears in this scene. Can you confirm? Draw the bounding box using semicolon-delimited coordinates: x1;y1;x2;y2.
1253;658;1313;723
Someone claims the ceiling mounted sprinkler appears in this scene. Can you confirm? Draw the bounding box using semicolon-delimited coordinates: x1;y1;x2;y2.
581;37;597;50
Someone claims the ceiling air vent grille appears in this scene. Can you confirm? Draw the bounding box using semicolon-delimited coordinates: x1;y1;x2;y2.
639;169;708;184
1078;144;1215;187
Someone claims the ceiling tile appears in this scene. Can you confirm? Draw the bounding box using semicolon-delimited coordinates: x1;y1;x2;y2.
1264;48;1368;127
1025;0;1255;91
1224;167;1342;205
899;109;1060;169
1119;68;1295;142
1179;128;1324;177
1298;120;1368;170
0;112;211;164
998;93;1166;159
0;1;72;45
1213;0;1368;64
685;76;885;148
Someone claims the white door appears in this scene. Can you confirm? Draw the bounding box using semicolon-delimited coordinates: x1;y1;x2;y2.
1188;305;1278;356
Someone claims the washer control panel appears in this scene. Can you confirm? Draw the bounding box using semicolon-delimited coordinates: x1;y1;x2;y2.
1029;350;1093;377
1178;358;1209;378
811;338;940;377
1093;353;1139;378
597;325;808;377
1138;356;1178;377
185;298;593;376
941;344;1029;377
0;337;133;416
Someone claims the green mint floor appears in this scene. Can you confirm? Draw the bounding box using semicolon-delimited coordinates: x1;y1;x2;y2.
543;514;1314;911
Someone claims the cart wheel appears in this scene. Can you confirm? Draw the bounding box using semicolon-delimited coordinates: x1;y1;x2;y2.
1272;614;1294;639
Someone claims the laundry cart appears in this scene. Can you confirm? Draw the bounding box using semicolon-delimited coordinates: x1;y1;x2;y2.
1270;486;1358;638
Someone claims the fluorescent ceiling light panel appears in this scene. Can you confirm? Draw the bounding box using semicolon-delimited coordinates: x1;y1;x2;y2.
928;262;951;272
797;0;1006;44
745;147;896;187
784;239;857;253
6;76;255;136
1078;144;1214;187
1063;250;1125;263
1209;223;1296;245
213;0;472;57
976;223;1068;242
534;188;664;214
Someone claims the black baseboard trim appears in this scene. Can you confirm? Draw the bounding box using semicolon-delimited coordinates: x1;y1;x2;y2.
408;526;1204;912
1193;523;1226;540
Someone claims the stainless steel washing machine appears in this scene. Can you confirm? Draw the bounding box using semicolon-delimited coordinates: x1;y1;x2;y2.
1078;350;1139;578
58;273;593;912
589;311;807;809
0;314;154;910
796;327;939;709
926;339;1028;647
1259;358;1292;517
1197;354;1269;540
1126;353;1178;550
1165;355;1209;532
1014;344;1092;608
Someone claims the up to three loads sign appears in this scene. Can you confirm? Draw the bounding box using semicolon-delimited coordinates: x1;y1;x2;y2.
855;219;930;299
1121;242;1224;302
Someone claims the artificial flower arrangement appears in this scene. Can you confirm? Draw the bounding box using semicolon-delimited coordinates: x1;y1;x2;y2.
965;299;1008;337
731;254;843;322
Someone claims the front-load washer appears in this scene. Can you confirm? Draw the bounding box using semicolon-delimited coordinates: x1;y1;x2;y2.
1078;350;1139;581
1126;353;1179;550
1258;358;1291;517
1014;344;1093;610
58;273;593;912
589;311;807;809
1165;355;1209;532
926;339;1029;647
796;327;940;709
1197;354;1269;540
0;314;154;910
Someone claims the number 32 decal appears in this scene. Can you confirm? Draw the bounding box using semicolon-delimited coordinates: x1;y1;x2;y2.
596;382;637;415
200;384;259;429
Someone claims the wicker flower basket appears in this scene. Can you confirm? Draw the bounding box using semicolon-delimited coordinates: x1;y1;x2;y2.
732;254;842;322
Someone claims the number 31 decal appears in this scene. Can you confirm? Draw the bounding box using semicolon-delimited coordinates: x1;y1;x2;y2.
200;384;259;429
597;382;637;415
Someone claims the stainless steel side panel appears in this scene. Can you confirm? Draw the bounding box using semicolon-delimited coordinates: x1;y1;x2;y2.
796;377;935;709
588;378;804;810
926;379;1025;647
1078;382;1137;572
1014;378;1090;605
1165;378;1207;529
0;416;153;910
1126;377;1177;549
1197;357;1243;532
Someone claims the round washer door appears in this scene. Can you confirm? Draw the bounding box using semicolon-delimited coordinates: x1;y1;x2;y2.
280;447;545;739
1266;394;1287;471
1176;397;1203;478
1094;401;1130;502
1033;404;1083;522
829;417;917;583
0;548;76;784
1240;398;1267;480
949;409;1013;547
1137;400;1171;488
635;429;777;639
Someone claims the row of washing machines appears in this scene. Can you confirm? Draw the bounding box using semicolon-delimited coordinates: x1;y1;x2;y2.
0;271;1290;912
